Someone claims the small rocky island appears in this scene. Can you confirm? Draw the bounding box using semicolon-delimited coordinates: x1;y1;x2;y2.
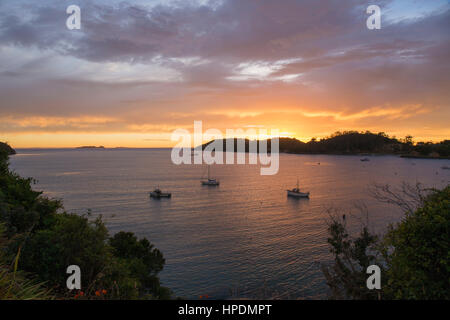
76;146;105;149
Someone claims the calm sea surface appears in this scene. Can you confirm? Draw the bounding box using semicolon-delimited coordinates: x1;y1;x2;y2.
9;149;450;299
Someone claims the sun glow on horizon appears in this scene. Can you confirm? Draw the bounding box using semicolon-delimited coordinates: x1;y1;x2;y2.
4;124;449;149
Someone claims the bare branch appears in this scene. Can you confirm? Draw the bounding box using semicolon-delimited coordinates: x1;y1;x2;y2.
369;182;429;214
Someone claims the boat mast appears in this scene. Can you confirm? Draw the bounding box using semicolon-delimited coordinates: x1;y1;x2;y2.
297;178;299;190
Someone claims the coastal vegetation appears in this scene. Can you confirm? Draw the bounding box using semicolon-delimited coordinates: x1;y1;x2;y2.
0;142;171;300
322;183;450;299
0;142;16;156
0;223;52;299
203;131;450;158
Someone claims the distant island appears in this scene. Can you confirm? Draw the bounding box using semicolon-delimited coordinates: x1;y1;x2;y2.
76;145;105;149
201;131;450;159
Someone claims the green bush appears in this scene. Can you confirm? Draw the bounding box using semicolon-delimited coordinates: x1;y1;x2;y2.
322;218;382;299
383;186;450;299
19;213;110;293
323;185;450;300
0;142;15;157
0;223;52;300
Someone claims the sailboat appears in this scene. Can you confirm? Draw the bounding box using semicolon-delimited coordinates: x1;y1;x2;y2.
287;179;310;198
201;165;220;186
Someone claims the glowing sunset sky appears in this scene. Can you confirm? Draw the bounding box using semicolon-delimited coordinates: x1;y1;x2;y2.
0;0;449;147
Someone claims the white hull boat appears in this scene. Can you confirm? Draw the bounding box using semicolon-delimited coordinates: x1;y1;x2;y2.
201;166;219;186
287;179;310;198
287;189;310;198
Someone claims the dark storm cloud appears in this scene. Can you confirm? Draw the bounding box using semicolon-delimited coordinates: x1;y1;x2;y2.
0;1;447;70
0;0;370;62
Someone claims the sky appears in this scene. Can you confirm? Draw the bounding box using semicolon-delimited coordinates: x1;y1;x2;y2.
0;0;449;147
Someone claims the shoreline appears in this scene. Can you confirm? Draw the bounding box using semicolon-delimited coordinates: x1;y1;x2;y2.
10;148;450;160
